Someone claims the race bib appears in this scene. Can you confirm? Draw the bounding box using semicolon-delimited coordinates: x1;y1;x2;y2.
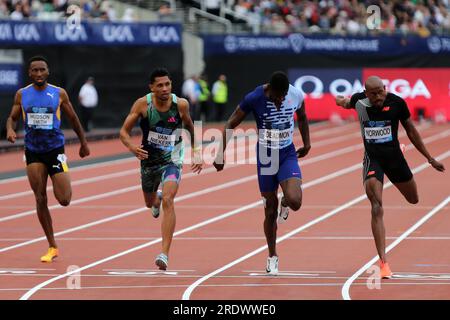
27;113;53;130
364;121;393;144
260;128;292;143
148;131;176;147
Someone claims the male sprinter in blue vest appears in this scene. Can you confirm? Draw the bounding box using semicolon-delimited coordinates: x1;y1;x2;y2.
213;71;311;274
6;56;90;262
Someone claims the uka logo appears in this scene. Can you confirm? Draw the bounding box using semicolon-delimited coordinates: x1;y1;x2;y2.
149;26;180;43
54;23;88;42
0;23;40;41
103;25;134;43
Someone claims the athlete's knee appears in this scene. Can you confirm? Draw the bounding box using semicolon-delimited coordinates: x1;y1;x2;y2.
406;193;419;204
264;196;278;210
162;194;175;208
58;197;71;207
35;192;48;206
370;199;383;217
263;196;278;218
286;195;302;211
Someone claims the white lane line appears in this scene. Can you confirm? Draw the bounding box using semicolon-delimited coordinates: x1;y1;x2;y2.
341;195;450;300
16;131;449;299
0;166;219;223
0;127;375;223
102;268;196;272
243;270;336;274
0;157;136;185
3;204;445;210
181;150;450;300
0;174;256;253
248;272;320;277
3;236;450;242
0;268;55;271
7;282;450;293
0;123;358;201
17;152;378;300
0;169;139;201
0;121;335;186
0;143;368;251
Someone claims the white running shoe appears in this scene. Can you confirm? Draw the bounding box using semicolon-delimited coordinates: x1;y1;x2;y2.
151;190;163;218
155;253;168;270
277;196;289;224
266;256;279;275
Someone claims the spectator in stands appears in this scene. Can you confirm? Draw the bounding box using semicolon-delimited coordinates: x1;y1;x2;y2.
212;74;228;122
122;7;136;22
10;1;24;20
198;73;211;122
182;74;201;121
205;0;221;16
78;76;98;132
53;0;68;12
2;0;450;36
0;0;10;18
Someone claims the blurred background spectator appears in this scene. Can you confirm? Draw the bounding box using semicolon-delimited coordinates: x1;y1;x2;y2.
0;0;132;22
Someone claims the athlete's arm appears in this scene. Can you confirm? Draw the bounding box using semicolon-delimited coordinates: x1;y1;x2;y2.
335;95;353;109
119;97;148;160
213;106;247;171
295;101;311;158
178;98;202;174
6;90;22;143
401;118;445;172
60;89;90;158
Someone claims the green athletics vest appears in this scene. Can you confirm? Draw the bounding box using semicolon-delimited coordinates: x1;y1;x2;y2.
140;93;184;167
199;79;210;102
213;81;227;104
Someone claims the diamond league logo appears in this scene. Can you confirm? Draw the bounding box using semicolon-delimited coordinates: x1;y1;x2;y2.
288;33;305;53
427;36;441;53
224;35;238;53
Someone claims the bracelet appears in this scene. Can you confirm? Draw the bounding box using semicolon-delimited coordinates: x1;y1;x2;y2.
192;146;201;152
428;158;434;163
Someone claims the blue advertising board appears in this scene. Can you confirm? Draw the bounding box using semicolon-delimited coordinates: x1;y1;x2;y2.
203;33;450;56
0;20;182;46
0;63;22;93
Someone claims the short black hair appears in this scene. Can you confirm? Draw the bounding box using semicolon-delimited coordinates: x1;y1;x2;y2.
269;71;289;93
28;55;49;68
150;68;171;84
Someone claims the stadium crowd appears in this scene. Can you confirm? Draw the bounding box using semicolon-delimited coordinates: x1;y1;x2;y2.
1;0;449;36
188;0;450;35
0;0;124;21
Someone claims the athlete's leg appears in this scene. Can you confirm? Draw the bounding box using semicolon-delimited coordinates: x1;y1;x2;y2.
261;191;279;257
143;191;161;209
51;172;72;206
141;162;163;212
277;146;302;211
27;163;57;248
394;179;419;204
279;178;302;211
365;177;386;262
160;180;179;256
159;165;182;256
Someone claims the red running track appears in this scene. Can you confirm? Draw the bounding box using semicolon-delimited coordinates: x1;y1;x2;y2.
0;121;449;300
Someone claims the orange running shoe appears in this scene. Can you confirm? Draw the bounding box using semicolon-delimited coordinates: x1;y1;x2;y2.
380;260;393;279
40;247;59;263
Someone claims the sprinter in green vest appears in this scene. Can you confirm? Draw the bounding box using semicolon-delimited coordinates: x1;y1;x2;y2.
212;74;228;121
120;68;203;270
